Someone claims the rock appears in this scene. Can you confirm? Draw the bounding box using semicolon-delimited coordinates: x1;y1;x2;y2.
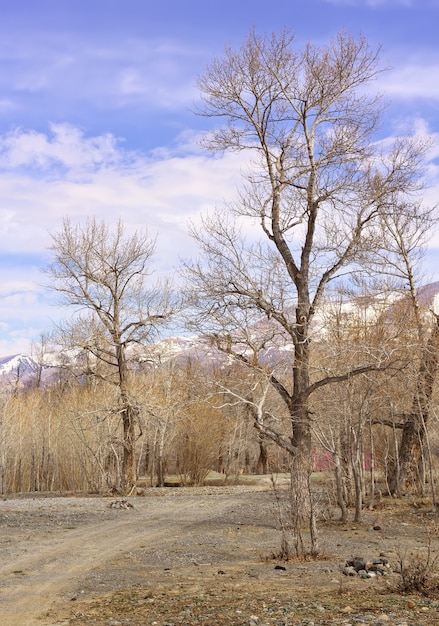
367;562;382;573
109;499;134;509
344;555;391;577
350;556;366;572
341;565;357;576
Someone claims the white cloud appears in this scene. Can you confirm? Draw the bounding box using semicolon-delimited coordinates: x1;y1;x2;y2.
0;278;39;298
0;124;122;172
0;34;203;112
0;124;245;240
0;268;52;355
0;116;438;355
378;61;439;101
0;124;247;353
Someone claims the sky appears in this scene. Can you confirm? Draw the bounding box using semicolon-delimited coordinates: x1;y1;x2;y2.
1;0;439;356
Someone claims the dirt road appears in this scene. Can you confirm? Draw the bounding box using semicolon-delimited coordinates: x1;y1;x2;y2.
0;488;277;625
1;485;438;625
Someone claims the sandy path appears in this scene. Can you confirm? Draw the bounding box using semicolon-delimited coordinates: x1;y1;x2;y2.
0;495;240;625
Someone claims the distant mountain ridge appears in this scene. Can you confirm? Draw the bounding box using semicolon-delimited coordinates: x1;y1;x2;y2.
2;282;439;389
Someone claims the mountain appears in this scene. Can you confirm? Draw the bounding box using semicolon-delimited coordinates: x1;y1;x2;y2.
2;282;439;388
0;353;40;376
0;351;71;389
418;281;439;309
0;354;41;388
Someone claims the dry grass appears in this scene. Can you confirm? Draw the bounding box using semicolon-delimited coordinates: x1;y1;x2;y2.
394;542;439;596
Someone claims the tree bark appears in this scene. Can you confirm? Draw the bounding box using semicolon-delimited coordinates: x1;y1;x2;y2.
289;313;313;525
333;451;348;523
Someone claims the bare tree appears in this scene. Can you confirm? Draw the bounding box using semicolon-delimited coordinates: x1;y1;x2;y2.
388;311;439;496
360;201;439;496
138;364;184;487
45;217;176;492
185;29;431;529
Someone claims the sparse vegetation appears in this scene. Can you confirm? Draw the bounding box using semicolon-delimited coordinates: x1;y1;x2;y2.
394;543;439;596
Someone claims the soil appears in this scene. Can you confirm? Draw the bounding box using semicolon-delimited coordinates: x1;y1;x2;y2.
1;477;439;626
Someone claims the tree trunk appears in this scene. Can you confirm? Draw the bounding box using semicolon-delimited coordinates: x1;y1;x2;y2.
121;404;137;491
333;451;348;523
156;453;165;487
156;429;167;487
290;314;313;527
352;458;363;522
256;438;269;474
389;315;439;495
118;344;137;492
290;419;312;524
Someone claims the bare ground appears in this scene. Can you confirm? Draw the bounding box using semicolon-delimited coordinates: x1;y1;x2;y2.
1;479;439;625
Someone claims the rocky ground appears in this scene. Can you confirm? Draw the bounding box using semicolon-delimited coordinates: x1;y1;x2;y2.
0;478;439;625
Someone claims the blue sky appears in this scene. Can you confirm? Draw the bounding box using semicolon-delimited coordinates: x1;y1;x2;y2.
1;0;439;355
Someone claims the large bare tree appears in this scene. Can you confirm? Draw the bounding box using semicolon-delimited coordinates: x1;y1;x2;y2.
185;29;431;530
46;217;175;491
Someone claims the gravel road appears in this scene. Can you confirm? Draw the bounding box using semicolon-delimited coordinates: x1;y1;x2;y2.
1;485;438;626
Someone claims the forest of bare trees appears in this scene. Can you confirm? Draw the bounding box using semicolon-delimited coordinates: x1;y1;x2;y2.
1;28;439;556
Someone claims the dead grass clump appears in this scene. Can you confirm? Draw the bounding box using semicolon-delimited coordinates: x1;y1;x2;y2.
265;542;332;563
394;543;439;597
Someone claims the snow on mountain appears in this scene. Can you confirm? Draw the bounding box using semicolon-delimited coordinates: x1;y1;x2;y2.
418;281;439;306
0;351;74;390
0;353;39;376
2;283;439;388
0;353;41;389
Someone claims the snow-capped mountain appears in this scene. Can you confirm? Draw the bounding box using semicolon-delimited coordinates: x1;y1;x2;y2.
2;282;439;388
0;351;74;389
0;353;39;377
0;354;42;389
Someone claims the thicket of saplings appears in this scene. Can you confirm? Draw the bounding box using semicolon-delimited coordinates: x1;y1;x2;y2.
0;363;262;494
1;326;438;514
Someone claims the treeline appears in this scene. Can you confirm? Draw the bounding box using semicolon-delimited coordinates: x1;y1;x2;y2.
1;290;438;518
0;363;276;494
